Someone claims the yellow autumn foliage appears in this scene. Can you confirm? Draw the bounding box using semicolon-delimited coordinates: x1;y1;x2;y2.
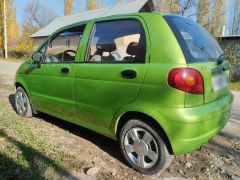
0;0;20;57
88;0;97;10
64;0;74;15
9;39;34;57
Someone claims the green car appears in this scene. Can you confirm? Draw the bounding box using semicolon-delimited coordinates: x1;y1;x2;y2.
15;13;233;175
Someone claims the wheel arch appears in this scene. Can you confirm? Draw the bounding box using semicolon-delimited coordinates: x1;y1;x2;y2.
15;82;26;90
15;81;30;96
116;111;173;154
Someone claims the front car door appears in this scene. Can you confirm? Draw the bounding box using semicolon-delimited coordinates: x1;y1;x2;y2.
25;25;86;121
74;17;150;131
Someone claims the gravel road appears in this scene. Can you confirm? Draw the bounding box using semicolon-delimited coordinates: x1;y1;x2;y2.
0;61;21;76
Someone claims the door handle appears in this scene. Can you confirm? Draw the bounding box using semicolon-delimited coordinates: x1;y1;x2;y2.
121;70;137;79
61;67;70;75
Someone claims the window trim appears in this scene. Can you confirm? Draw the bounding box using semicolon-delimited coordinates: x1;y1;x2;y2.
48;41;52;48
84;18;147;64
85;24;97;63
39;24;86;64
163;15;193;63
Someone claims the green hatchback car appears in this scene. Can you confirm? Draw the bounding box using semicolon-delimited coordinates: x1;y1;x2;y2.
15;13;234;175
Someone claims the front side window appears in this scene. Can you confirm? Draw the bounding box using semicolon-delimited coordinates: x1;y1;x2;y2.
86;19;146;63
44;25;85;63
164;16;224;63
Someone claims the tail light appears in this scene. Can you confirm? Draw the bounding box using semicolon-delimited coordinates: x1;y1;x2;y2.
168;68;204;94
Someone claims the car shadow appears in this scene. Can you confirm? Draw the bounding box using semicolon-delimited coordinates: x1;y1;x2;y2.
0;129;79;179
9;93;16;112
8;94;126;165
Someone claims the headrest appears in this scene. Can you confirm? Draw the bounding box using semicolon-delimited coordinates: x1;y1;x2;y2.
127;42;139;56
96;43;116;52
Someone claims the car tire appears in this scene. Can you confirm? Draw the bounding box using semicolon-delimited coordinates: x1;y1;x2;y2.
119;119;173;175
15;87;33;118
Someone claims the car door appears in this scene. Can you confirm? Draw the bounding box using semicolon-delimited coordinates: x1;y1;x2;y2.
25;25;86;121
74;18;150;129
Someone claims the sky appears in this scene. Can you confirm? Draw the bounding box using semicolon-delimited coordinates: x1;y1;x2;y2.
14;0;117;26
13;0;237;35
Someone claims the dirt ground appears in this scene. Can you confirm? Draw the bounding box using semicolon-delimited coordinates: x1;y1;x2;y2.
0;75;239;180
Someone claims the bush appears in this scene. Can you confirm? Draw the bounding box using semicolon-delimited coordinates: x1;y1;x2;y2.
230;64;240;82
8;39;35;58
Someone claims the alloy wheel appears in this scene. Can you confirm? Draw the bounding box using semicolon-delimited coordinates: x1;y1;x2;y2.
15;91;27;114
124;127;159;169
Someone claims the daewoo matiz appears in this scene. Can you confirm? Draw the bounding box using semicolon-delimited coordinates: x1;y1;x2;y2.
15;13;233;175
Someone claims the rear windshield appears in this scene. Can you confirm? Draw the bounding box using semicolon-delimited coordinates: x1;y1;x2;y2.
164;15;224;63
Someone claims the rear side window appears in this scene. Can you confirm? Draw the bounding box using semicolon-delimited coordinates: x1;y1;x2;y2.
164;16;224;63
86;19;146;63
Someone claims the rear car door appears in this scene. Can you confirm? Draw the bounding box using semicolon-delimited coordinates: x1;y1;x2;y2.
74;18;150;128
25;25;86;120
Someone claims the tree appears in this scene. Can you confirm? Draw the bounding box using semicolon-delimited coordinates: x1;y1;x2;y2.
7;0;19;47
187;0;227;35
8;0;57;58
231;0;240;35
152;0;179;13
79;0;84;12
182;0;200;17
0;0;19;57
197;0;210;31
9;23;35;57
168;0;180;13
162;0;170;11
211;0;226;36
64;0;74;15
88;0;97;10
0;2;3;53
98;0;106;8
24;0;57;29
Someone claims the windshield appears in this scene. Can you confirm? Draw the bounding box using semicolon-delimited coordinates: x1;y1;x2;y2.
164;15;224;63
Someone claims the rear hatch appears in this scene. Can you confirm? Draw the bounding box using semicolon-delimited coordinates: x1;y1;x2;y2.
164;15;230;104
188;61;230;103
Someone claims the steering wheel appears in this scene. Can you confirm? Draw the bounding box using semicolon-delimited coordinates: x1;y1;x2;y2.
63;49;76;56
62;50;77;62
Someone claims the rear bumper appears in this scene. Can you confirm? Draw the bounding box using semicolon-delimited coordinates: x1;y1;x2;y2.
160;92;234;155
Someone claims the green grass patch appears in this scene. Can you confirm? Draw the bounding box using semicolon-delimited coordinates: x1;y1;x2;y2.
230;82;240;91
0;101;73;179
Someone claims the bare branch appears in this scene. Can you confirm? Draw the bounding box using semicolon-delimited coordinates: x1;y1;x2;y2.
24;0;57;29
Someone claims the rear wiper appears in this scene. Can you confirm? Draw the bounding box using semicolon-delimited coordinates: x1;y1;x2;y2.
216;54;227;65
212;54;230;74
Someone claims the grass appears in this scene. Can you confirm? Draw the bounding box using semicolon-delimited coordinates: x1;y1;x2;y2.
0;100;75;180
230;82;240;91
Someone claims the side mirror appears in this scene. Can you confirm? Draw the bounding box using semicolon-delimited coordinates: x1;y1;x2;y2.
32;52;43;63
